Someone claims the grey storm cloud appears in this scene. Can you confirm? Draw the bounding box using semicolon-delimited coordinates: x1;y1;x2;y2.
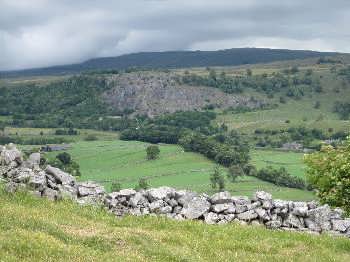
0;0;349;70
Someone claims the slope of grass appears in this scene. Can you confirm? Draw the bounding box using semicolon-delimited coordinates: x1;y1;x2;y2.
217;92;350;134
251;149;306;178
0;188;349;261
210;64;350;134
45;140;315;201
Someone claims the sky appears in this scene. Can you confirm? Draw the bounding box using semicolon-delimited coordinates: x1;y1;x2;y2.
1;0;349;70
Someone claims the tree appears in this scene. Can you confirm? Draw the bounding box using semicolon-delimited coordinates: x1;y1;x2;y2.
85;134;98;141
306;69;313;76
219;70;226;79
0;121;5;136
246;68;252;77
227;165;245;182
56;152;71;165
210;166;225;191
209;69;217;81
146;145;160;160
50;152;81;177
314;101;321;109
305;138;350;213
290;66;299;74
111;181;122;192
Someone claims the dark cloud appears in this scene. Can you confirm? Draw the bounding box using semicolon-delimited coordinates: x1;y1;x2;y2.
0;0;349;70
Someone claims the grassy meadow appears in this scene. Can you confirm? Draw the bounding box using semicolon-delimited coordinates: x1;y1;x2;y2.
0;188;349;262
250;149;306;178
182;61;350;135
45;139;315;201
5;127;118;142
215;86;350;134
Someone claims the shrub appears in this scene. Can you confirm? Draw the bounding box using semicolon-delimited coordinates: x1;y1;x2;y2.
55;128;78;135
250;166;306;189
227;165;245;182
305;138;350;213
179;132;249;167
84;134;98;141
111;181;122;192
56;152;71;165
49;152;81;177
146;145;160;160
334;102;350;120
314;101;321;109
210;166;225;191
135;178;150;190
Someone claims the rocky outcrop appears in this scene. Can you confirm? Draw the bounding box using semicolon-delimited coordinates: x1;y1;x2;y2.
1;144;350;238
102;72;263;117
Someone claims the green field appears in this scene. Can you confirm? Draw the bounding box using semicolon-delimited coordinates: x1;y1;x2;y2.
5;127;118;142
216;90;350;134
197;64;350;135
45;140;315;201
251;149;306;178
1;187;349;262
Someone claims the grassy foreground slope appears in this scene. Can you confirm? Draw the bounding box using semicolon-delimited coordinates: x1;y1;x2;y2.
0;188;349;262
46;140;315;201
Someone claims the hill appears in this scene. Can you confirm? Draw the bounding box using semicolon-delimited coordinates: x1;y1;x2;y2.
0;48;339;77
1;55;349;202
1;187;350;261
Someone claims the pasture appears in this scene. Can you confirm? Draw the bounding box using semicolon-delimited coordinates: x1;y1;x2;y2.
250;149;306;178
45;140;315;201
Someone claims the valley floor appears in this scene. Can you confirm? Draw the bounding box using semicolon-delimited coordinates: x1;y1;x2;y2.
45;140;315;201
0;188;349;262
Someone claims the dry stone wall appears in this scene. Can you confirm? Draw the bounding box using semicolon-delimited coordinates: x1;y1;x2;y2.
1;144;350;238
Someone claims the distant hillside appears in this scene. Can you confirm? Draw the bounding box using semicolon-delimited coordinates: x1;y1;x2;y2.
0;48;338;77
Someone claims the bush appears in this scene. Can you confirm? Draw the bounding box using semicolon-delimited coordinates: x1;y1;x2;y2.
314;101;321;109
334;102;350;120
135;178;150;190
84;134;98;141
120;125;183;144
0;136;69;145
55;129;78;136
111;181;122;192
56;152;71;165
305;138;350;213
146;145;160;160
210;166;225;191
49;152;81;177
227;165;245;182
179;132;249;167
250;166;306;189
